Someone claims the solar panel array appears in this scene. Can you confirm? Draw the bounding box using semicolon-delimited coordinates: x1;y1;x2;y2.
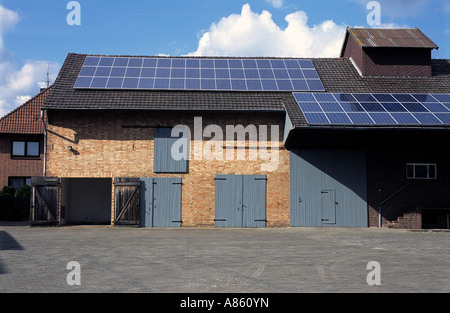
293;93;450;126
74;56;325;92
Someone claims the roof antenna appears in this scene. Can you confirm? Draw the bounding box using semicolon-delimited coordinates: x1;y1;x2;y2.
45;64;51;88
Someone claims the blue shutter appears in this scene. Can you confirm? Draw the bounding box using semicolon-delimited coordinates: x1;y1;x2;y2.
154;128;188;173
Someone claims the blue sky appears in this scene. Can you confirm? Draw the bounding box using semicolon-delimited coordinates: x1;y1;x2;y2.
0;0;449;116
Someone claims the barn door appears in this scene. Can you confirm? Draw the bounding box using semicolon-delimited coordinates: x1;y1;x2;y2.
30;177;60;226
139;177;182;227
243;175;267;228
215;175;267;228
114;178;140;226
214;175;243;227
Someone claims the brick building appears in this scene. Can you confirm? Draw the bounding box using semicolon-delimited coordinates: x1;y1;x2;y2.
0;87;50;190
34;28;450;229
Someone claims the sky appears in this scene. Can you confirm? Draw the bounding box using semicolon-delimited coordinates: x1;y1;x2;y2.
0;0;449;117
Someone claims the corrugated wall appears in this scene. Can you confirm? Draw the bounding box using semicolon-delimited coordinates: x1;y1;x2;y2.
290;149;368;227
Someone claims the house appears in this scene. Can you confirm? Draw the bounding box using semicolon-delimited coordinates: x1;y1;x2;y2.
0;87;50;190
33;27;450;229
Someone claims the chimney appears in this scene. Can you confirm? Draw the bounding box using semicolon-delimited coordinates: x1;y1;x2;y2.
340;27;438;77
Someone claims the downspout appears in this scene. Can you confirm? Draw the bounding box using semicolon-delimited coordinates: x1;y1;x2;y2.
377;182;410;228
40;109;47;177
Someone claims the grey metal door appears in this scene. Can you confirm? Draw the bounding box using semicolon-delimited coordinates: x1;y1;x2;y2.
215;175;267;228
140;177;182;227
321;189;336;224
290;149;367;227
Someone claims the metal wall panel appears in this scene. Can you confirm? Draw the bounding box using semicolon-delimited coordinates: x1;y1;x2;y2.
290;150;367;227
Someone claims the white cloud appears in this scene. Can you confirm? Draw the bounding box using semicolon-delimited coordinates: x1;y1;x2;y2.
0;5;19;49
188;4;347;58
0;5;59;118
266;0;283;9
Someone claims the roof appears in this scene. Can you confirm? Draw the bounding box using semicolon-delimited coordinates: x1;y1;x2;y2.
343;27;439;51
45;53;450;128
0;86;51;135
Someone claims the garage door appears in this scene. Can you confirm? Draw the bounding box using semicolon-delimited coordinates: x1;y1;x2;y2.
214;175;267;228
140;177;182;227
290;150;367;227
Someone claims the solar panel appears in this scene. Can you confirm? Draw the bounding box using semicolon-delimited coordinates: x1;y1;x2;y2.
74;56;325;92
293;93;450;126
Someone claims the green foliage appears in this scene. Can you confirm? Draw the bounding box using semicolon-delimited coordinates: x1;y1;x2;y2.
0;186;16;198
15;185;31;199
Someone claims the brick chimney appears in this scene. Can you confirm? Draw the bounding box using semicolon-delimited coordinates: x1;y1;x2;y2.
340;27;438;77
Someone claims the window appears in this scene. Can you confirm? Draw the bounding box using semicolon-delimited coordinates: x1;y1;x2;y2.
9;177;32;189
406;163;437;179
12;141;40;157
154;127;188;173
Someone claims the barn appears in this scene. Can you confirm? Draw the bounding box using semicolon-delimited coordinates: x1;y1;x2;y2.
32;27;450;229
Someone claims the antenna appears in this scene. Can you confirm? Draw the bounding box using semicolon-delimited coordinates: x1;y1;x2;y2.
45;64;50;88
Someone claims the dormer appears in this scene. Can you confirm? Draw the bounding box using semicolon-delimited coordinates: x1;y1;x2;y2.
340;27;438;77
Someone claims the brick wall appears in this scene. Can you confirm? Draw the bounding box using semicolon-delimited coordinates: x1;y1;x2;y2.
46;110;290;227
0;134;44;188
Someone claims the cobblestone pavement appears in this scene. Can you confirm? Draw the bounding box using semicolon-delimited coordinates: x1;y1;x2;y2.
0;223;449;293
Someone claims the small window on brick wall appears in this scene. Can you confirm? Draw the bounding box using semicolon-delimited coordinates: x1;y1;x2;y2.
406;163;437;179
12;141;40;157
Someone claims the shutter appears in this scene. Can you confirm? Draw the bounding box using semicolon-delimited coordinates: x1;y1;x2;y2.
30;177;60;226
243;175;267;228
114;178;140;226
154;127;187;173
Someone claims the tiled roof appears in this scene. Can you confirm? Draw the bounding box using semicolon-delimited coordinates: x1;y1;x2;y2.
345;28;438;49
0;87;50;134
45;53;450;128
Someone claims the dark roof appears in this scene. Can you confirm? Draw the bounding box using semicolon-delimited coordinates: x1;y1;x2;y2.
45;53;450;128
0;86;50;134
44;53;286;112
344;27;438;50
